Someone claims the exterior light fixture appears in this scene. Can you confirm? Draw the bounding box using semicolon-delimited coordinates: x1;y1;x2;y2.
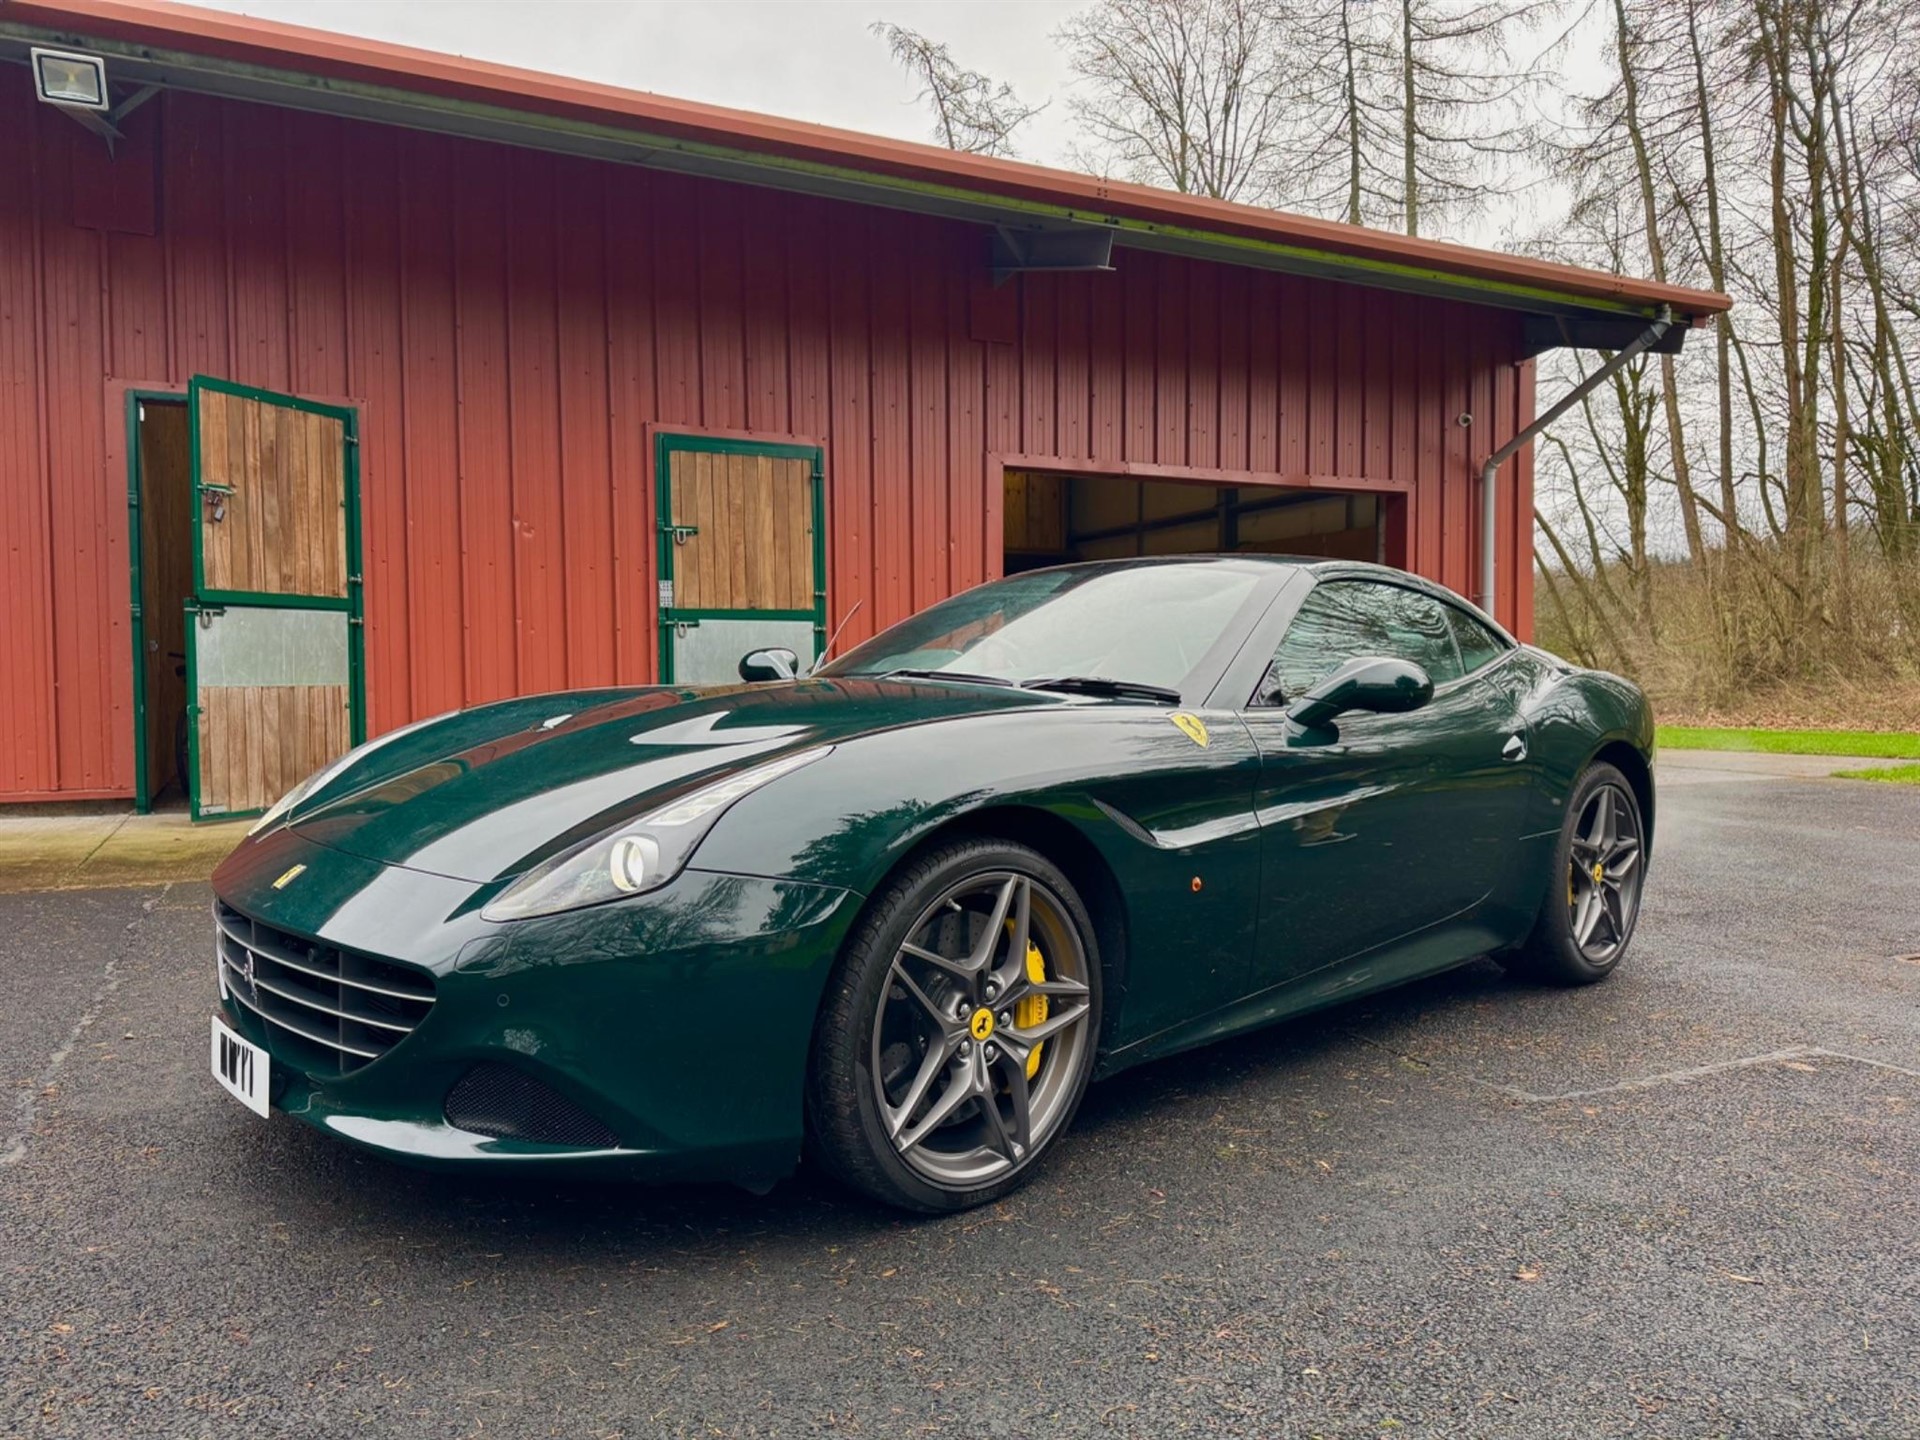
31;48;110;111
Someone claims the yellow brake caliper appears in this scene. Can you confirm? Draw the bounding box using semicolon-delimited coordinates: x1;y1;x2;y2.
1015;940;1049;1080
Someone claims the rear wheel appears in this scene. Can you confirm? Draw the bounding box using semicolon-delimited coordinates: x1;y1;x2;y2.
1505;762;1646;986
807;838;1100;1212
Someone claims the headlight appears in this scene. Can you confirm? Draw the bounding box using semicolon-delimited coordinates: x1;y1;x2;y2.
246;711;455;837
481;745;832;922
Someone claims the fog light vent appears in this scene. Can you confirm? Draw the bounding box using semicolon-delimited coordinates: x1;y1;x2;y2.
444;1063;621;1148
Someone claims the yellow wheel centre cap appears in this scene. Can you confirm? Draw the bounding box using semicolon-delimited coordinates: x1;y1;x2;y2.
1591;861;1606;884
969;1008;996;1042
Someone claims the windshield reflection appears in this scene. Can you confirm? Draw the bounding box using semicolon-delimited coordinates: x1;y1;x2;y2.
822;561;1266;691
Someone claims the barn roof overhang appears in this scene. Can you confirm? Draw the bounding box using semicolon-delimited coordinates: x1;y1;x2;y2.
1;0;1730;356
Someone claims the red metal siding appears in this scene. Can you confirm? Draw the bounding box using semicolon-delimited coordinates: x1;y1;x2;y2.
0;85;1537;803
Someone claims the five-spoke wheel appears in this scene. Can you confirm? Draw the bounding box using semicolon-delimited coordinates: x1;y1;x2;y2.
1505;760;1649;985
1567;780;1643;964
809;839;1100;1211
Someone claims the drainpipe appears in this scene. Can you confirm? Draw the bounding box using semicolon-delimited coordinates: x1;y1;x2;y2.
1477;306;1673;616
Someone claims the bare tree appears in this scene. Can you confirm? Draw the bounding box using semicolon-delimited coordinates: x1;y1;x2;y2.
1263;0;1556;234
1530;0;1920;718
871;23;1045;157
1056;0;1293;201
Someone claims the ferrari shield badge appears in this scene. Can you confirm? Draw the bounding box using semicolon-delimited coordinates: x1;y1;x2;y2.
271;864;307;890
1169;712;1209;748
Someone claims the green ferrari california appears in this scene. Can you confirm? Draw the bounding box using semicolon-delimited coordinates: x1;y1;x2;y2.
209;557;1652;1212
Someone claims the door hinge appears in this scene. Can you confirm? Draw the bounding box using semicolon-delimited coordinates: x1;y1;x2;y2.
657;579;673;609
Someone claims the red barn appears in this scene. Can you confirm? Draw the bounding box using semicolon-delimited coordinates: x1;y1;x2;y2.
0;0;1728;815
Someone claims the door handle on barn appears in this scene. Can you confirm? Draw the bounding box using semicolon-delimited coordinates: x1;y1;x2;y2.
1501;733;1528;763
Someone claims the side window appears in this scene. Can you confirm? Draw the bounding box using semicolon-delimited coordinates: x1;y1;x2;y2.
1259;581;1463;703
1443;603;1511;676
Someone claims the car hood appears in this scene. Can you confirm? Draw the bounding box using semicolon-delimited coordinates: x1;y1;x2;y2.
282;678;1055;883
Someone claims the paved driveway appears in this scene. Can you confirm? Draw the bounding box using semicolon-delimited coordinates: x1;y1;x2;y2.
4;757;1916;1438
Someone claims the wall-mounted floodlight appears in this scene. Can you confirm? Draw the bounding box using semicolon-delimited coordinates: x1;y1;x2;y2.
31;48;110;111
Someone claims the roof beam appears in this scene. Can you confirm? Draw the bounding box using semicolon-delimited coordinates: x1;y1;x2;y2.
0;22;1695;341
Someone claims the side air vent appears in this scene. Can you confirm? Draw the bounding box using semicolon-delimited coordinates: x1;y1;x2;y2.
444;1063;622;1148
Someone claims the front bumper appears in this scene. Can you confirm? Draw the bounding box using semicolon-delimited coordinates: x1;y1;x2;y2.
212;829;861;1184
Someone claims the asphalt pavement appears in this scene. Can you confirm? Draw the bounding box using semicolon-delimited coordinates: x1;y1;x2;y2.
3;755;1917;1438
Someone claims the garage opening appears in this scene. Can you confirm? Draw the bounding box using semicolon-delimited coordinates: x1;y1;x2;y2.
1003;470;1389;575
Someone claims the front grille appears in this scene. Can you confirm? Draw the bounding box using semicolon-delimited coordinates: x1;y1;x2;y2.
215;901;436;1076
444;1062;622;1148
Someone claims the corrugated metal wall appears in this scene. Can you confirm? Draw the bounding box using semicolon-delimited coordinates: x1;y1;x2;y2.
0;84;1535;803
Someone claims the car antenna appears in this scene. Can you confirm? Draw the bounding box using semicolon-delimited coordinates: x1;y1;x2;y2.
808;600;864;675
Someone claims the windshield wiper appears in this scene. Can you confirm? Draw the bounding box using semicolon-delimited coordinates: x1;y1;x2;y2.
881;668;1018;687
1020;675;1182;704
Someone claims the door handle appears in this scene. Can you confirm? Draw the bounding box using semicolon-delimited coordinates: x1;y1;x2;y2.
1501;733;1528;762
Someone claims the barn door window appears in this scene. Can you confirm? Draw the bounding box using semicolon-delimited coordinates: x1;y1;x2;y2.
185;376;364;820
654;435;826;686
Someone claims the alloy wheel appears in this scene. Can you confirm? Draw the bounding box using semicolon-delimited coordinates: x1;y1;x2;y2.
870;871;1094;1188
1568;782;1643;963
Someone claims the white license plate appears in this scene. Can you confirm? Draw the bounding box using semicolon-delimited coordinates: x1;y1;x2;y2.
210;1015;270;1117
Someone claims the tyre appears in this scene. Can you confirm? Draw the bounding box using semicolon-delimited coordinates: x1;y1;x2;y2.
1504;761;1647;986
807;837;1101;1213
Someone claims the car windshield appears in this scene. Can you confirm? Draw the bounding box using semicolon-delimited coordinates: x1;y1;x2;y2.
820;561;1267;691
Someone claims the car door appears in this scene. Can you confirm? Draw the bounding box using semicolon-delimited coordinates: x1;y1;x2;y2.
1238;578;1533;993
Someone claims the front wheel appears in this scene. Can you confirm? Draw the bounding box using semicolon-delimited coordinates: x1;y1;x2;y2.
807;838;1101;1212
1504;762;1647;986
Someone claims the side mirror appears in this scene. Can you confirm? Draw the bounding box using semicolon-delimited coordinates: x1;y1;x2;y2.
1285;656;1432;729
738;647;799;683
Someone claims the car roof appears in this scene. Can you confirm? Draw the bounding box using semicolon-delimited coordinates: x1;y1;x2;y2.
1010;554;1411;581
1011;555;1512;638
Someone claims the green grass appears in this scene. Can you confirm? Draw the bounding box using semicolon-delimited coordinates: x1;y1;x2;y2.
1656;725;1920;759
1831;762;1920;784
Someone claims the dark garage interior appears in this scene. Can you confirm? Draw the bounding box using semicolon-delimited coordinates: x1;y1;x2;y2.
1002;470;1387;574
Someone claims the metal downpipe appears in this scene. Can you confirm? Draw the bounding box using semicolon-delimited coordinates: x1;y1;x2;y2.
1477;307;1673;616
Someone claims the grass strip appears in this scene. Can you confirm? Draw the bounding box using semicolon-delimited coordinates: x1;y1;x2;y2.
1830;763;1920;784
1657;725;1920;759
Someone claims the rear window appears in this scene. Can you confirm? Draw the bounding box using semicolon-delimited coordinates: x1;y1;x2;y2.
1443;604;1510;675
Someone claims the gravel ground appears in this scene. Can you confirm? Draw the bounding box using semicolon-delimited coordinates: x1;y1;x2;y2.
3;756;1917;1439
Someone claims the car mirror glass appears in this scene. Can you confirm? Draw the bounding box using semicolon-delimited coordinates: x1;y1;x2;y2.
739;647;799;683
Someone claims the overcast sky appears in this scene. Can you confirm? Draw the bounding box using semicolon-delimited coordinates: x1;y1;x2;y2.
195;0;1092;166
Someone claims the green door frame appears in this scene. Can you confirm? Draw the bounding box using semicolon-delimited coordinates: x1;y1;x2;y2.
183;375;367;822
653;432;827;684
125;388;185;814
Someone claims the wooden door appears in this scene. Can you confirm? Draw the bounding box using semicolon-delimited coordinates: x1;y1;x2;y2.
187;377;362;819
193;379;350;600
187;605;353;818
657;438;825;685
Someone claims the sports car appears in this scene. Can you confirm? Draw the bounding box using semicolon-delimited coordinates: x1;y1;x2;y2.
208;556;1653;1212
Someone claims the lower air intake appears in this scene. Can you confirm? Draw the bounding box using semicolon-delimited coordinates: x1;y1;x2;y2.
443;1063;621;1148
